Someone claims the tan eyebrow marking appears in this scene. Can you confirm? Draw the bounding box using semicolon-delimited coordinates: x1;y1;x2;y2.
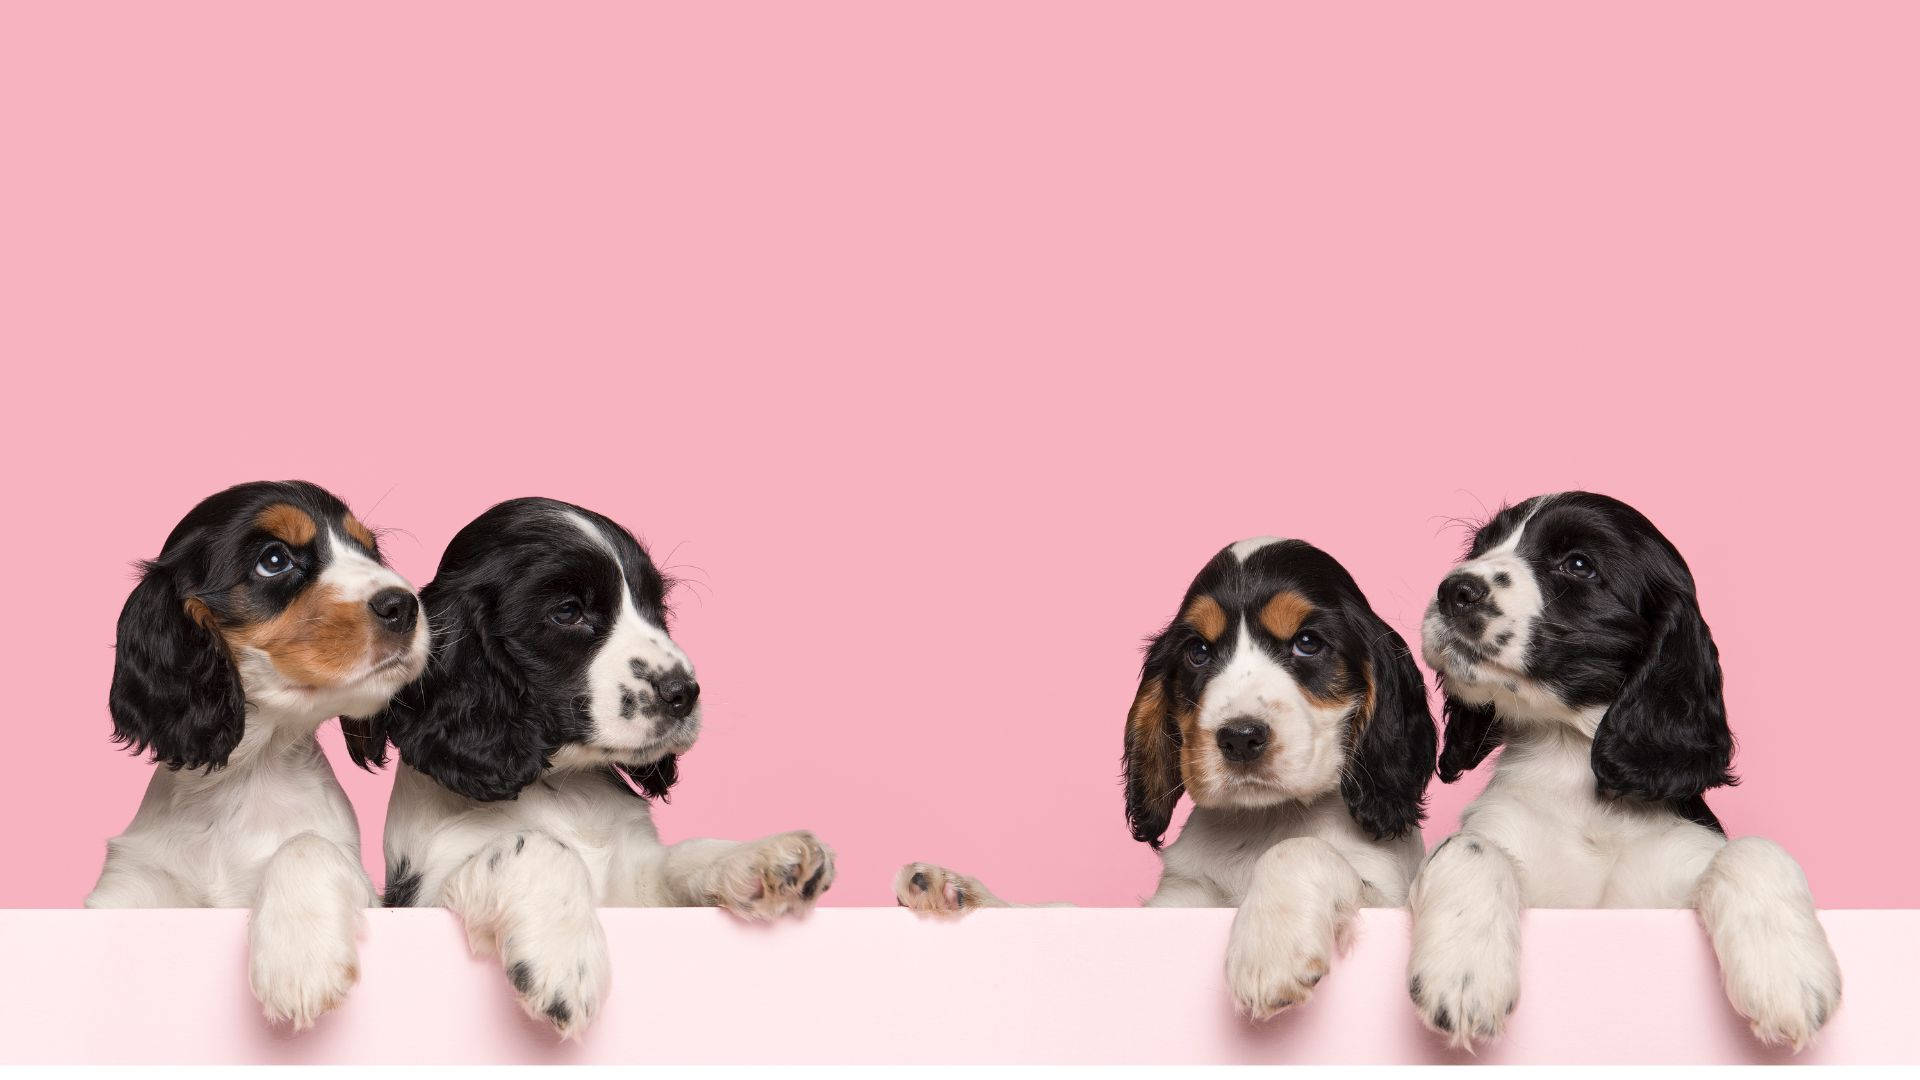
1258;591;1313;641
1181;595;1228;642
342;513;376;551
255;504;317;546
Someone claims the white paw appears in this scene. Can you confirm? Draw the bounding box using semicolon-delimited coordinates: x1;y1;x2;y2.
248;907;362;1030
894;862;998;917
712;831;836;921
1225;903;1351;1021
1719;925;1842;1051
1407;934;1519;1051
501;922;611;1040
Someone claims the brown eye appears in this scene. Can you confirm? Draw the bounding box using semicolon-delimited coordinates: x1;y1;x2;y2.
549;600;584;626
255;543;294;578
1559;552;1599;580
1291;631;1325;658
1184;640;1211;669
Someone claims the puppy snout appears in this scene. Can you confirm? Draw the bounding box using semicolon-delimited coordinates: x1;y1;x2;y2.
368;587;419;636
649;671;700;720
1215;719;1271;764
1438;572;1490;618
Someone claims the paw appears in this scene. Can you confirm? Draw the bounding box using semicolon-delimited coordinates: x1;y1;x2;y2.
1406;943;1519;1052
713;831;835;921
893;861;998;917
248;909;362;1030
501;926;611;1040
1719;929;1842;1051
1225;905;1351;1021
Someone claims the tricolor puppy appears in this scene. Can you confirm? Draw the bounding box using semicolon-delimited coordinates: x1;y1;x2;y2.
1409;492;1841;1051
350;498;834;1039
88;480;428;1029
898;537;1436;1019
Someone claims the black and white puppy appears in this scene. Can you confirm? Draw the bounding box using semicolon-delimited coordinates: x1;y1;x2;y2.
350;498;834;1039
1409;492;1841;1051
898;537;1436;1019
88;480;428;1029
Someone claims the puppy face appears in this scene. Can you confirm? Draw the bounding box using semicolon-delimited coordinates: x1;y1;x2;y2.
110;481;428;770
1423;492;1735;805
354;498;698;802
1124;537;1436;845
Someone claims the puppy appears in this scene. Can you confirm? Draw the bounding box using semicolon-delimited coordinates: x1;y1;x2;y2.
88;480;428;1029
1409;492;1841;1051
898;537;1437;1019
350;498;834;1038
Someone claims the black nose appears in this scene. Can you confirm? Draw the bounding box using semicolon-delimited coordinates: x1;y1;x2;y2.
651;672;700;720
1438;572;1490;616
369;587;418;635
1215;719;1271;764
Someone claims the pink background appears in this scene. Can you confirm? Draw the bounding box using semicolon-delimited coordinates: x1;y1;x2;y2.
2;3;1914;910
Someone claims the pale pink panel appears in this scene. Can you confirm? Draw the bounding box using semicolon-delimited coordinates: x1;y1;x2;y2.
1;909;1912;1064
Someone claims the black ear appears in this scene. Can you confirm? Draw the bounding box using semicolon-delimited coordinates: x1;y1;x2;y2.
1338;616;1438;840
108;561;246;771
1436;679;1502;783
1121;632;1184;847
362;592;549;801
619;755;678;800
1591;588;1736;802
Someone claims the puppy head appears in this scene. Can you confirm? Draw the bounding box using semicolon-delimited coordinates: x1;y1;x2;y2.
1422;491;1735;802
109;480;427;770
351;498;698;802
1123;537;1437;846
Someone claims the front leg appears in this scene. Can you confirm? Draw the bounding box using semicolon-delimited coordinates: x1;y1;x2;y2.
664;831;835;920
1407;833;1523;1050
442;831;610;1039
248;831;376;1030
1694;836;1842;1051
1225;837;1363;1020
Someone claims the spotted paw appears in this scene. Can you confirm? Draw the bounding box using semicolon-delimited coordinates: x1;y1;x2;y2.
894;861;1003;917
1407;943;1518;1052
1225;904;1348;1021
501;923;610;1040
712;831;835;921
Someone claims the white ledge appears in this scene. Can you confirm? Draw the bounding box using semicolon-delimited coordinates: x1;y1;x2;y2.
3;909;1914;1064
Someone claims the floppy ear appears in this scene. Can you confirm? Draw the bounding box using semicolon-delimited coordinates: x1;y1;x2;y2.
1436;680;1502;783
1338;616;1437;840
1591;587;1736;802
618;755;678;800
362;591;549;801
1121;633;1184;847
108;561;246;771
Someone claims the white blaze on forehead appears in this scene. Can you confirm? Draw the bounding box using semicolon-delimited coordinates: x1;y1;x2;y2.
1199;620;1310;732
1193;619;1350;804
564;511;694;739
1450;505;1544;671
1229;536;1289;562
316;528;410;601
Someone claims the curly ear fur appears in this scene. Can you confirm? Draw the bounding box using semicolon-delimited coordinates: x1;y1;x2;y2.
1591;588;1736;802
618;755;679;800
1338;616;1437;840
1121;634;1184;847
108;561;246;771
358;590;551;801
1436;677;1502;783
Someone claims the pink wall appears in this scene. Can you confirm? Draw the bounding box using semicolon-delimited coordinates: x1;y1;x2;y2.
3;3;1914;909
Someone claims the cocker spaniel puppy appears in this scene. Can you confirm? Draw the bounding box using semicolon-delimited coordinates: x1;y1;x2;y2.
898;537;1437;1019
350;497;834;1038
1410;491;1841;1051
88;480;428;1029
